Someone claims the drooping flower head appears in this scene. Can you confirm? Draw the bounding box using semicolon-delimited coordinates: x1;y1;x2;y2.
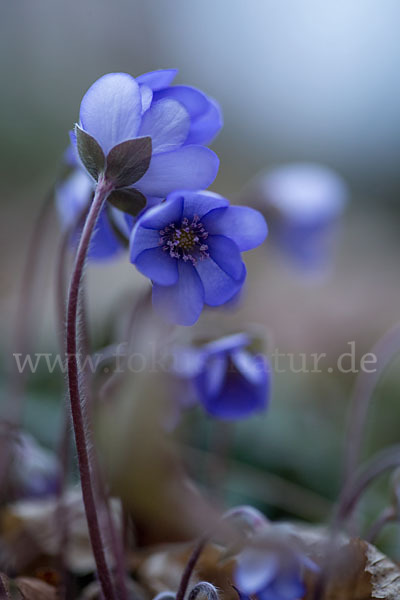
172;332;271;419
243;163;348;270
56;69;222;260
130;191;267;326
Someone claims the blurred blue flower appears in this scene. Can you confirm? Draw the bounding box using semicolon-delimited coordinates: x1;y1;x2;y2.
173;333;270;418
8;432;59;500
234;531;316;600
57;69;222;259
55;169;133;260
245;163;348;270
130;192;267;325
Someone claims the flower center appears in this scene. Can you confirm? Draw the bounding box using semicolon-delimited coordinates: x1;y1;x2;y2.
159;215;209;264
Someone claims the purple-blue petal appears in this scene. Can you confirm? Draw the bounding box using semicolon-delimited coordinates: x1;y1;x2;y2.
138;98;190;153
232;350;270;388
207;235;243;280
154;86;223;145
164;190;228;220
203;333;250;356
154;85;210;119
79;73;142;154
56;169;93;229
152;261;205;326
135;146;219;197
136;69;178;91
130;225;161;262
64;138;80;167
202;206;268;251
235;553;278;594
200;365;268;419
138;196;184;230
88;209;124;260
262;574;305;600
185;97;223;145
195;259;246;306
196;354;227;399
140;84;153;113
135;247;178;286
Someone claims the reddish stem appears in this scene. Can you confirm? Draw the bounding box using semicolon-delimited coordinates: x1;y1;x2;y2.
66;176;116;600
176;538;207;600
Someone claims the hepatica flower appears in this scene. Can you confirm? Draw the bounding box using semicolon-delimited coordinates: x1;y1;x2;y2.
235;530;317;600
245;163;348;270
172;333;270;418
56;69;222;259
130;192;267;326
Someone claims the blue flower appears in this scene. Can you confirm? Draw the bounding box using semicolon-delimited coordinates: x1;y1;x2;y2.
234;531;316;600
173;333;270;419
130;191;268;326
7;433;59;500
55;169;133;260
245;163;348;270
58;69;222;260
73;69;220;196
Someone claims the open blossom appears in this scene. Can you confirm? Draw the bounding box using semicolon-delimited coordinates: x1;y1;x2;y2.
130;191;267;325
243;163;348;270
56;69;222;259
173;333;270;419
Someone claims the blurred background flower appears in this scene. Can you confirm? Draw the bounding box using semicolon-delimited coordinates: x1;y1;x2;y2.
241;163;348;272
172;333;270;419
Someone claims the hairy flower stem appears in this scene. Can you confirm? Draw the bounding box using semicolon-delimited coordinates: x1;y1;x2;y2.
176;538;207;600
58;209;128;600
66;176;116;600
55;209;88;600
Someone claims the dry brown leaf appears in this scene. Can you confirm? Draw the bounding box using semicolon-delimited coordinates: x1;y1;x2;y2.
78;578;149;600
14;577;57;600
136;542;236;600
0;573;56;599
0;488;121;574
285;523;400;600
136;523;400;600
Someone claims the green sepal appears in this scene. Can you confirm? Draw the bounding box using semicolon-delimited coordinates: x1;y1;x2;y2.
105;137;152;188
74;125;106;181
108;188;147;217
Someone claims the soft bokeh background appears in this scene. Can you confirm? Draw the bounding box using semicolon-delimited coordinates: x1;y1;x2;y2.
2;0;400;555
